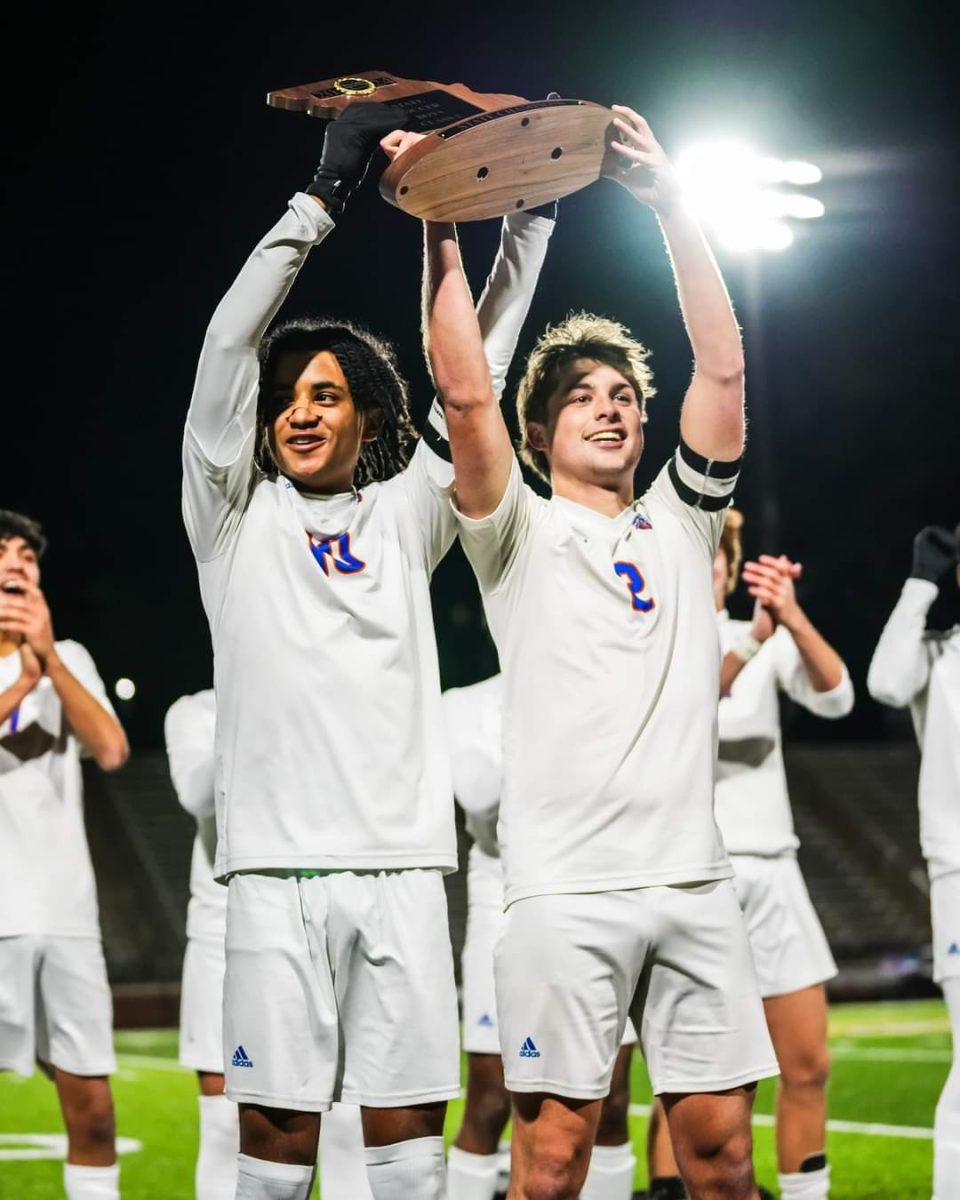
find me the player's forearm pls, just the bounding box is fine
[187,197,335,451]
[719,650,749,697]
[171,758,216,820]
[782,611,844,692]
[422,222,496,412]
[867,579,936,707]
[45,652,129,771]
[476,211,554,400]
[659,207,744,383]
[0,676,34,725]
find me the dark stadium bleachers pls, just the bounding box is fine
[86,743,934,1005]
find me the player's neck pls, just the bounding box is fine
[550,472,634,518]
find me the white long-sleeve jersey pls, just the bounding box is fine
[867,578,960,879]
[715,613,854,856]
[164,690,225,943]
[441,675,503,857]
[182,195,553,879]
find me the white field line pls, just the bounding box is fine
[831,1044,952,1063]
[116,1053,190,1073]
[829,1019,951,1037]
[0,1134,141,1162]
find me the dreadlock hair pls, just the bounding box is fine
[516,312,656,483]
[0,510,47,558]
[719,507,744,595]
[256,316,418,487]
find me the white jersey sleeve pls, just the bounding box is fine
[454,457,537,592]
[772,626,855,718]
[56,641,118,760]
[182,194,336,563]
[164,691,217,821]
[442,676,504,859]
[645,440,741,560]
[867,578,938,712]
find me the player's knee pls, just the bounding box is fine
[595,1082,630,1144]
[520,1152,585,1200]
[465,1086,512,1144]
[680,1128,754,1199]
[63,1090,116,1154]
[781,1044,830,1094]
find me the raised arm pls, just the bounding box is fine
[165,694,216,820]
[422,222,516,517]
[607,107,745,463]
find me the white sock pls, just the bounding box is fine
[447,1146,499,1200]
[778,1162,830,1200]
[495,1141,511,1193]
[63,1163,120,1199]
[935,978,960,1200]
[579,1142,636,1200]
[235,1153,314,1199]
[196,1094,239,1200]
[320,1104,374,1200]
[364,1136,447,1199]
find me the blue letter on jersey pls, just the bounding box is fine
[309,532,366,577]
[613,562,656,612]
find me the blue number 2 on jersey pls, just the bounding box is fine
[309,532,366,576]
[613,561,656,612]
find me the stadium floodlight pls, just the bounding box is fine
[115,677,136,701]
[676,139,824,254]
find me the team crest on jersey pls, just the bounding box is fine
[632,512,653,530]
[308,531,366,576]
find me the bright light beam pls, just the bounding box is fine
[676,140,824,253]
[115,678,136,701]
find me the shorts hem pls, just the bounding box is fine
[651,1060,780,1096]
[225,1087,333,1113]
[340,1083,461,1108]
[504,866,734,907]
[760,965,838,999]
[504,1077,612,1100]
[179,1052,225,1073]
[47,1056,117,1077]
[0,1056,34,1078]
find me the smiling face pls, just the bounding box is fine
[268,349,380,493]
[527,358,645,491]
[0,535,40,595]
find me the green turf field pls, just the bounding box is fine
[0,998,948,1198]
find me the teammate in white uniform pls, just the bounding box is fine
[443,676,639,1200]
[165,689,376,1200]
[867,523,960,1199]
[648,510,854,1200]
[419,108,777,1200]
[0,510,129,1200]
[182,105,554,1200]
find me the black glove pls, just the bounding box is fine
[911,525,959,584]
[306,102,402,217]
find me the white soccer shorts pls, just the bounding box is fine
[462,846,637,1054]
[495,880,778,1099]
[179,935,226,1073]
[931,871,960,984]
[730,854,838,998]
[0,935,116,1078]
[223,869,461,1111]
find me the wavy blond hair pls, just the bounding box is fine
[515,313,656,482]
[719,507,744,594]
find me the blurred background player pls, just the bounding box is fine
[867,523,960,1199]
[648,509,854,1200]
[443,675,639,1200]
[0,509,129,1200]
[164,688,376,1200]
[422,107,778,1200]
[181,105,554,1200]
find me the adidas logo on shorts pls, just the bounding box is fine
[949,943,960,956]
[477,1013,495,1027]
[232,1045,254,1068]
[519,1036,541,1059]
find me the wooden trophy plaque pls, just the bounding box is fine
[267,71,615,222]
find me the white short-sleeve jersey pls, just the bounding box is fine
[0,640,115,937]
[164,690,225,942]
[181,195,554,880]
[456,442,741,906]
[715,614,854,856]
[867,578,960,879]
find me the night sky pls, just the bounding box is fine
[5,1,958,747]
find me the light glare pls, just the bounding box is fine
[115,678,136,701]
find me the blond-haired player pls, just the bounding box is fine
[417,108,778,1200]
